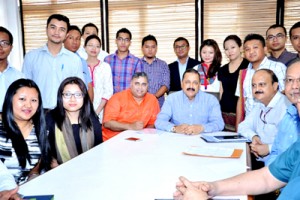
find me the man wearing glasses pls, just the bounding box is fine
[104,28,143,93]
[290,21,300,58]
[238,69,290,169]
[266,24,297,66]
[168,37,200,93]
[0,27,24,113]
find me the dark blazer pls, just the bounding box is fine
[168,57,201,92]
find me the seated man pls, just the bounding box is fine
[155,68,224,134]
[102,72,160,141]
[266,58,300,165]
[173,136,300,200]
[238,69,291,165]
[0,161,20,200]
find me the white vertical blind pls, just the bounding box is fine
[284,0,300,54]
[21,0,101,53]
[203,0,277,64]
[107,0,196,64]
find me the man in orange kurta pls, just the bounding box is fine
[102,72,160,141]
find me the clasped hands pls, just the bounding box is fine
[250,136,269,158]
[174,124,204,135]
[173,176,213,200]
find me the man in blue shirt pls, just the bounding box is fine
[155,68,224,134]
[63,25,93,101]
[266,58,300,165]
[174,137,300,199]
[0,27,24,112]
[22,14,84,109]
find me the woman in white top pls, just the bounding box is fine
[85,35,113,122]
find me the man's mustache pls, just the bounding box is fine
[187,88,195,91]
[255,91,264,94]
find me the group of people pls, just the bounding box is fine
[1,12,300,200]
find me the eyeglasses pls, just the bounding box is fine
[174,45,188,50]
[0,40,11,48]
[117,37,130,43]
[62,92,84,99]
[86,44,101,49]
[266,33,285,41]
[284,77,300,85]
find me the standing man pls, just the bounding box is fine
[155,68,224,134]
[63,25,93,101]
[168,37,200,93]
[77,23,108,61]
[235,33,286,123]
[22,14,84,110]
[290,21,300,57]
[141,34,170,107]
[102,72,160,141]
[104,28,143,93]
[266,24,297,66]
[0,27,24,112]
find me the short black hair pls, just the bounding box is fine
[266,24,287,37]
[182,68,200,81]
[289,21,300,38]
[84,34,102,47]
[142,34,157,46]
[81,23,99,36]
[47,14,70,32]
[0,26,13,45]
[173,37,189,48]
[223,35,242,48]
[244,33,265,47]
[116,28,132,40]
[131,72,148,82]
[68,25,81,34]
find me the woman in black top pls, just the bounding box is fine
[218,35,249,131]
[46,77,102,168]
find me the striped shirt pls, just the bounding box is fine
[0,122,41,184]
[141,57,170,107]
[104,51,143,93]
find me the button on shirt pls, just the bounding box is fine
[155,90,224,133]
[178,57,188,82]
[238,92,291,162]
[142,57,170,107]
[235,57,286,115]
[0,64,24,111]
[22,45,84,109]
[104,51,143,93]
[266,104,300,165]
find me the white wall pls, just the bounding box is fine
[0,0,23,71]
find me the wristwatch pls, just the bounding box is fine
[171,126,176,133]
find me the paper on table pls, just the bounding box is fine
[183,146,243,158]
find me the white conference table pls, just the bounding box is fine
[19,129,249,200]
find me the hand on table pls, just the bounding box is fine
[174,124,204,135]
[129,121,144,130]
[173,176,211,200]
[0,187,22,200]
[250,136,269,157]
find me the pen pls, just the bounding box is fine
[61,64,64,71]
